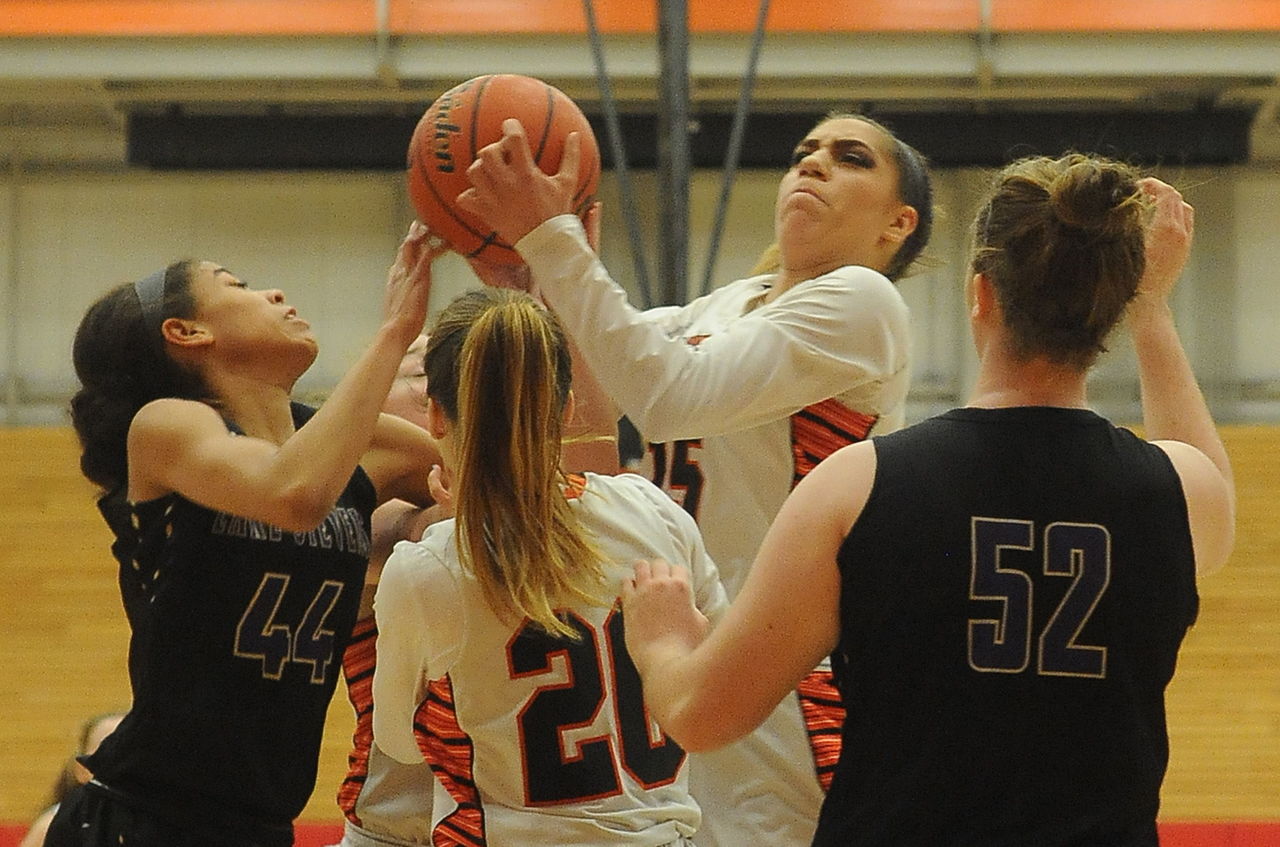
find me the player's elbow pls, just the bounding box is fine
[271,483,340,533]
[1196,511,1236,578]
[665,723,737,754]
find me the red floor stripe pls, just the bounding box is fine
[2,820,1278,846]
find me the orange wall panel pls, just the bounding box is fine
[0,0,375,36]
[3,0,1276,37]
[993,0,1280,32]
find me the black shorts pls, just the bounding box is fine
[45,780,292,847]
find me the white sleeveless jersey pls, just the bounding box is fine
[372,472,727,847]
[518,216,912,847]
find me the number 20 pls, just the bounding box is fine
[968,518,1111,678]
[508,608,685,806]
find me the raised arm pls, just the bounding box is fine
[516,220,907,440]
[458,121,908,442]
[466,207,621,474]
[129,224,442,531]
[1128,178,1235,575]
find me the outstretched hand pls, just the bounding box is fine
[458,118,583,248]
[620,558,710,679]
[1135,177,1194,306]
[384,221,447,348]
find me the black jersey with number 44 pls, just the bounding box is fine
[85,403,376,842]
[819,407,1198,847]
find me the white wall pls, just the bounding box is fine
[1,162,1276,426]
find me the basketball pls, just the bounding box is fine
[406,74,601,265]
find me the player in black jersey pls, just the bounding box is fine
[623,156,1235,846]
[50,223,444,847]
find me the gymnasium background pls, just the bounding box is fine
[0,2,1276,845]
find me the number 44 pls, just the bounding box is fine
[234,572,344,685]
[968,518,1111,679]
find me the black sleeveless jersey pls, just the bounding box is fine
[85,403,377,844]
[818,407,1198,847]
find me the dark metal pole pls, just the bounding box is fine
[656,0,690,306]
[582,0,654,309]
[700,0,770,297]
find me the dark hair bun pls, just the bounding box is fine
[1048,155,1142,237]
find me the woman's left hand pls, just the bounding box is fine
[621,558,710,678]
[384,221,447,347]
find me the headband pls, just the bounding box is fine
[133,269,168,338]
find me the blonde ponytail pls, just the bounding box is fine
[425,289,606,638]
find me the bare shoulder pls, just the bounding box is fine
[1151,438,1229,497]
[127,398,229,462]
[130,397,223,438]
[809,439,878,485]
[782,439,878,539]
[126,398,230,500]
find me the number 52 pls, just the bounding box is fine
[968,518,1111,679]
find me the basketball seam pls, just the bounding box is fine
[410,143,514,255]
[411,73,596,263]
[532,84,554,163]
[467,75,493,162]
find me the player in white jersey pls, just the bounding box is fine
[372,288,727,846]
[333,260,621,847]
[332,335,439,847]
[459,114,933,845]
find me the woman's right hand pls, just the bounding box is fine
[384,221,446,348]
[1134,178,1194,307]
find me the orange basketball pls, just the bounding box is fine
[406,74,601,265]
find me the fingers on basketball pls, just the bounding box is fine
[406,74,602,265]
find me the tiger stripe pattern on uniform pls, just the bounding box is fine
[415,675,487,846]
[790,397,877,792]
[336,617,378,823]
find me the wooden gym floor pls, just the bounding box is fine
[0,425,1275,844]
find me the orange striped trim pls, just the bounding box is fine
[796,669,844,793]
[415,676,487,846]
[562,472,587,501]
[336,618,378,823]
[4,0,1277,37]
[790,398,877,488]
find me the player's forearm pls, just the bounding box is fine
[561,333,621,474]
[517,217,691,434]
[638,648,729,752]
[1130,300,1233,490]
[272,327,408,524]
[638,635,778,754]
